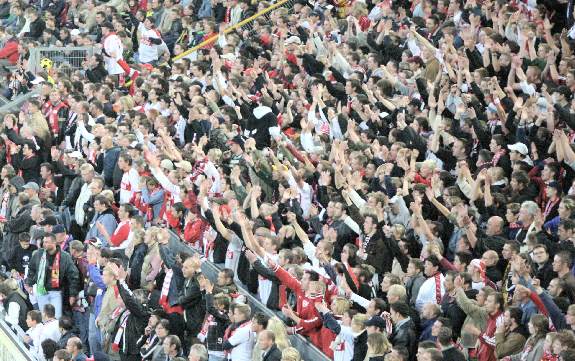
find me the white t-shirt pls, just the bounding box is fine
[102,33,124,75]
[120,168,140,204]
[139,27,163,63]
[224,234,243,275]
[415,273,446,312]
[258,253,279,306]
[332,324,356,361]
[43,319,61,342]
[227,322,254,361]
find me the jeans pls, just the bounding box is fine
[37,290,62,319]
[208,355,226,361]
[88,312,102,356]
[73,310,89,351]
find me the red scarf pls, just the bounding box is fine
[223,320,251,356]
[43,101,68,135]
[159,269,183,314]
[51,251,61,288]
[434,272,442,304]
[265,216,275,233]
[492,149,506,166]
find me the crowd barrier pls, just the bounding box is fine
[166,231,331,361]
[27,47,96,77]
[0,310,35,361]
[0,89,40,114]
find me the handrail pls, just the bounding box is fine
[0,308,36,361]
[166,231,330,361]
[0,89,40,114]
[172,0,291,62]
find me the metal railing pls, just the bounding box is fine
[27,46,97,77]
[172,0,296,62]
[0,308,35,361]
[166,231,330,361]
[0,89,40,114]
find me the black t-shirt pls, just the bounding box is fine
[9,244,37,274]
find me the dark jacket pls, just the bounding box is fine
[11,152,40,183]
[128,243,148,290]
[61,176,84,209]
[442,346,466,361]
[390,318,417,361]
[4,290,29,330]
[205,293,230,353]
[159,244,205,334]
[366,231,409,276]
[26,247,80,296]
[103,146,121,187]
[262,344,282,361]
[116,279,150,356]
[58,330,78,349]
[252,259,280,310]
[2,203,34,263]
[24,17,45,39]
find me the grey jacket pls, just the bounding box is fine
[509,337,544,361]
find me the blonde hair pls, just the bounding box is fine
[331,297,351,316]
[267,317,290,350]
[100,189,115,204]
[366,332,392,357]
[387,284,407,301]
[24,113,51,144]
[351,313,368,333]
[280,347,301,361]
[118,95,134,112]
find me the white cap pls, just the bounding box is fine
[285,36,301,45]
[507,142,528,156]
[30,76,45,85]
[70,29,81,37]
[68,151,84,159]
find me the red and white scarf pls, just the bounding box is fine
[434,272,442,304]
[159,269,183,314]
[111,310,130,353]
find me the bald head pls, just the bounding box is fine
[486,216,504,236]
[482,250,499,267]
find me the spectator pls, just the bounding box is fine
[66,337,87,361]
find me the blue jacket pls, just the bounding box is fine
[159,245,184,308]
[88,264,106,317]
[419,318,437,342]
[198,0,212,19]
[141,187,165,220]
[85,209,118,247]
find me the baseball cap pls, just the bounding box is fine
[53,224,66,234]
[507,142,528,156]
[23,182,39,192]
[227,135,245,150]
[364,316,386,330]
[160,159,174,171]
[40,216,58,226]
[175,160,193,173]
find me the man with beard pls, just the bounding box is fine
[26,232,80,319]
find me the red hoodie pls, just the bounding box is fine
[273,266,324,349]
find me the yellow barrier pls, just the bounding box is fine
[172,0,291,62]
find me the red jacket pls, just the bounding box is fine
[183,218,207,246]
[0,40,19,65]
[274,266,324,348]
[477,311,503,361]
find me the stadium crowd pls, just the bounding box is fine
[2,0,575,360]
